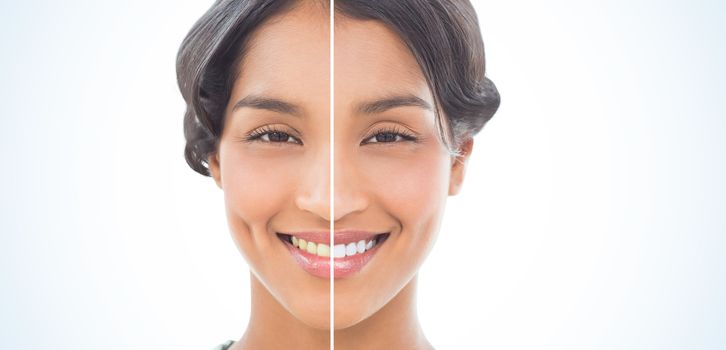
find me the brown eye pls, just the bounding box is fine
[243,126,303,145]
[264,131,294,143]
[374,132,400,143]
[362,128,418,145]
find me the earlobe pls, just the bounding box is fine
[208,153,223,189]
[448,138,474,196]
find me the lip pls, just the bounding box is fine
[277,230,390,279]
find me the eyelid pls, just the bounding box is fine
[360,124,420,145]
[241,124,303,145]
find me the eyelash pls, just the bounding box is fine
[361,126,419,145]
[240,125,417,145]
[242,125,302,145]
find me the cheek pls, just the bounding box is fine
[364,146,451,228]
[336,146,450,326]
[219,147,303,238]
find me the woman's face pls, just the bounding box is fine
[209,4,331,329]
[209,3,471,330]
[332,17,470,329]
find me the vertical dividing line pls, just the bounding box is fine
[329,1,335,349]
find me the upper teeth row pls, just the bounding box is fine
[291,236,378,258]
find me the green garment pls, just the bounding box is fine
[213,340,235,350]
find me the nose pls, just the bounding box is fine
[295,147,369,222]
[333,150,368,222]
[295,149,332,221]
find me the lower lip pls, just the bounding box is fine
[281,236,386,279]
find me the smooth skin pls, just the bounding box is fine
[209,3,331,349]
[208,3,472,350]
[333,15,472,350]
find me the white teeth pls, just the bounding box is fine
[345,243,357,256]
[289,235,380,259]
[356,240,366,254]
[334,244,346,258]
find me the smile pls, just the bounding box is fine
[277,231,390,279]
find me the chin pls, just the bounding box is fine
[296,313,332,330]
[280,283,332,330]
[332,287,389,330]
[332,311,366,330]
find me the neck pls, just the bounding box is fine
[233,274,330,350]
[334,276,432,350]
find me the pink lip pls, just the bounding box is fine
[278,230,389,279]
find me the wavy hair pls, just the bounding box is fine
[177,0,499,176]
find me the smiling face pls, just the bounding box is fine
[207,3,471,332]
[208,3,331,329]
[332,17,470,329]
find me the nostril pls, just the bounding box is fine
[294,194,332,221]
[332,194,369,221]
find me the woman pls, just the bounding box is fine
[176,0,499,349]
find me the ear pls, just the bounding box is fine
[448,138,474,196]
[208,152,223,189]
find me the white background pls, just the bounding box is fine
[1,1,724,349]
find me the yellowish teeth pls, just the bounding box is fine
[298,239,307,251]
[306,242,317,254]
[289,235,378,258]
[317,244,330,257]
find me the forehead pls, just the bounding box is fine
[229,5,432,114]
[232,3,330,104]
[334,18,431,108]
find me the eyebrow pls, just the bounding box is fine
[356,95,432,115]
[232,95,302,116]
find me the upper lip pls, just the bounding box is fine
[277,229,386,245]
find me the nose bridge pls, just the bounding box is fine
[295,146,331,221]
[333,146,368,222]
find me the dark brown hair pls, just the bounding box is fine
[177,0,499,176]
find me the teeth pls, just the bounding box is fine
[346,243,357,256]
[317,243,330,257]
[289,235,379,258]
[356,240,366,254]
[306,241,317,255]
[334,244,346,258]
